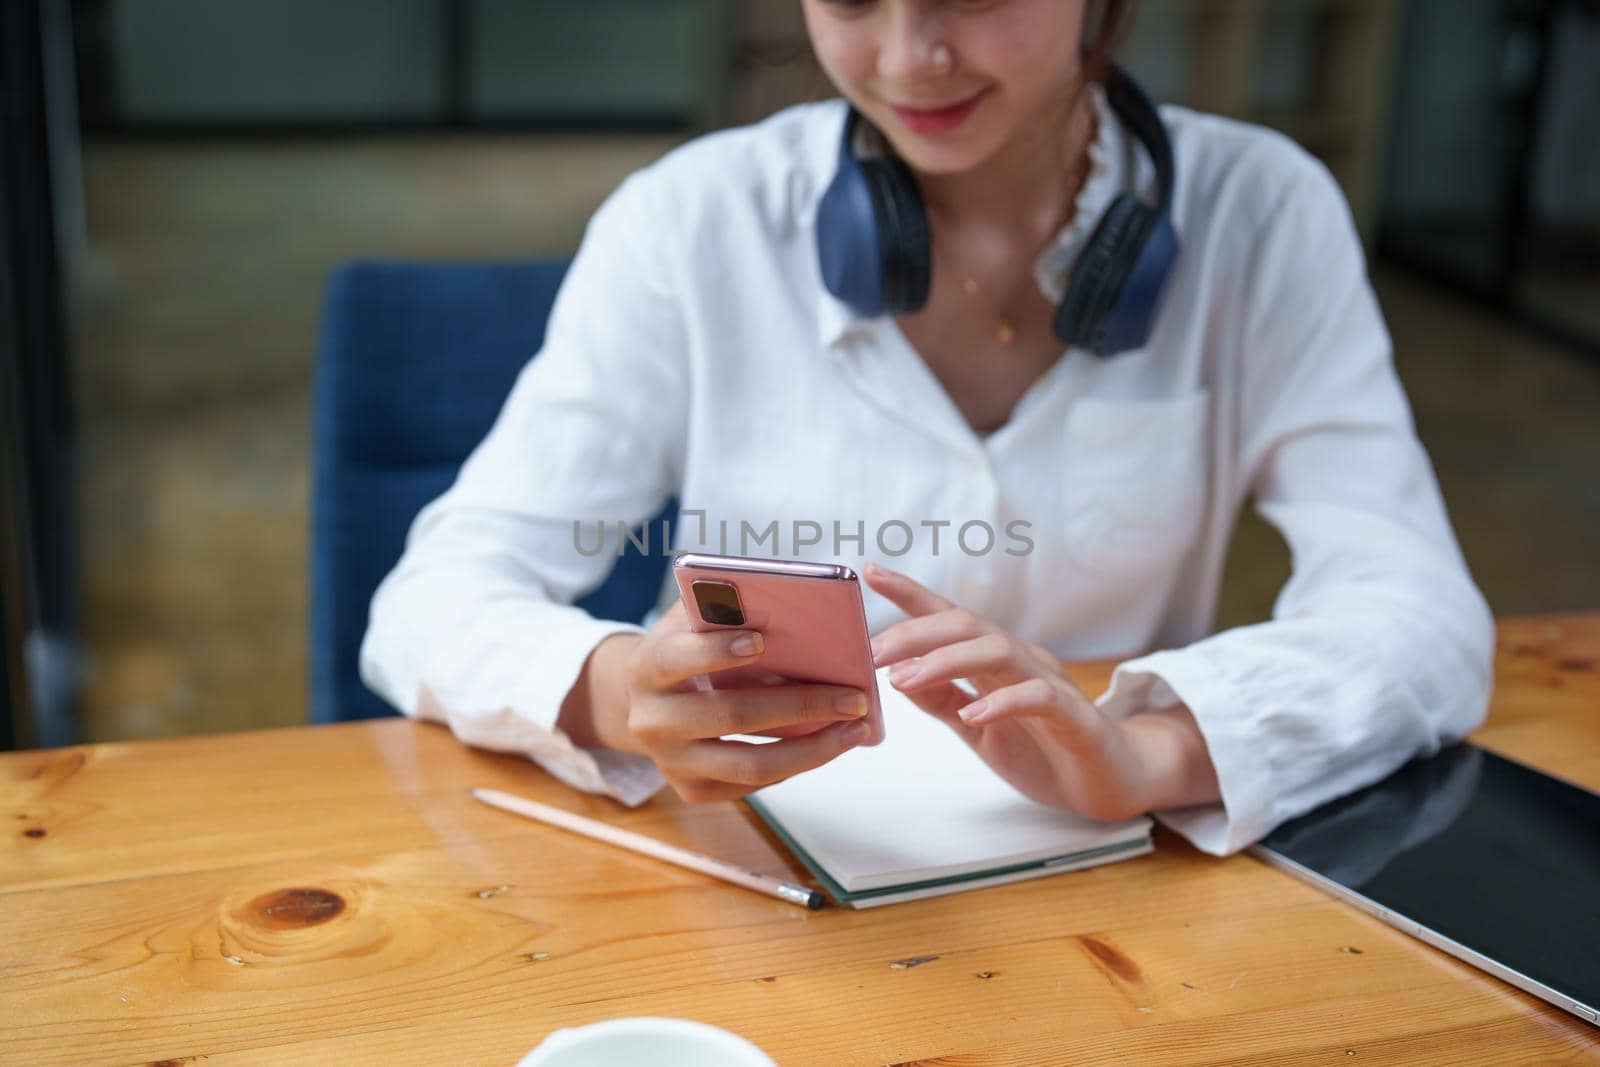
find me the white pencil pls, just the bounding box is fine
[471,787,826,910]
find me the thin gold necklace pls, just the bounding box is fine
[939,97,1096,347]
[947,166,1086,347]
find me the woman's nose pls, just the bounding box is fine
[878,8,953,85]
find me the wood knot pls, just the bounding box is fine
[248,887,346,929]
[22,827,46,838]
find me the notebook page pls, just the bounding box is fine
[752,669,1151,893]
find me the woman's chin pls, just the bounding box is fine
[884,134,997,178]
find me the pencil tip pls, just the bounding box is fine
[807,891,826,910]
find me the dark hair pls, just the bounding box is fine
[1082,0,1138,84]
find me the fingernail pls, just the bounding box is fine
[730,632,763,656]
[835,692,868,718]
[959,699,989,724]
[869,636,884,661]
[842,720,871,744]
[889,659,921,686]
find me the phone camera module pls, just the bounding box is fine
[691,580,745,627]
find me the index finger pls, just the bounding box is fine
[636,624,764,692]
[862,562,958,619]
[650,598,689,634]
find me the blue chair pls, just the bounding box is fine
[310,260,673,723]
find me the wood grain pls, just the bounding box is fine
[2,616,1598,1065]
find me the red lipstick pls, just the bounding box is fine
[890,89,988,135]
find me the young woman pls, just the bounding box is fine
[361,0,1493,856]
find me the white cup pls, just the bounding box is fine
[516,1016,777,1067]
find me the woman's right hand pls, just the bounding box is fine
[579,601,874,803]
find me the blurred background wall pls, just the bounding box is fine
[3,0,1597,747]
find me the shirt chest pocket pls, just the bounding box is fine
[1060,390,1211,579]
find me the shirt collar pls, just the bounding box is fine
[814,84,1139,351]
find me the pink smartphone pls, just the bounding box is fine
[672,552,885,745]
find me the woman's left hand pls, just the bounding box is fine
[862,563,1220,823]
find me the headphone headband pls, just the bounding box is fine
[1102,65,1174,214]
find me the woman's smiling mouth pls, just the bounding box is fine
[889,88,990,135]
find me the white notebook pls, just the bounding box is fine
[747,670,1153,908]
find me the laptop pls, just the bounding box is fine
[1251,744,1599,1025]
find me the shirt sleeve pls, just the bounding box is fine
[1096,152,1495,855]
[358,171,685,807]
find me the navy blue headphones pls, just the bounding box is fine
[815,64,1179,358]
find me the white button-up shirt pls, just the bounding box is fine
[361,88,1494,856]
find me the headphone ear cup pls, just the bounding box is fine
[858,156,932,315]
[1054,195,1155,352]
[816,144,889,318]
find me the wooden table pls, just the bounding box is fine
[4,616,1598,1065]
